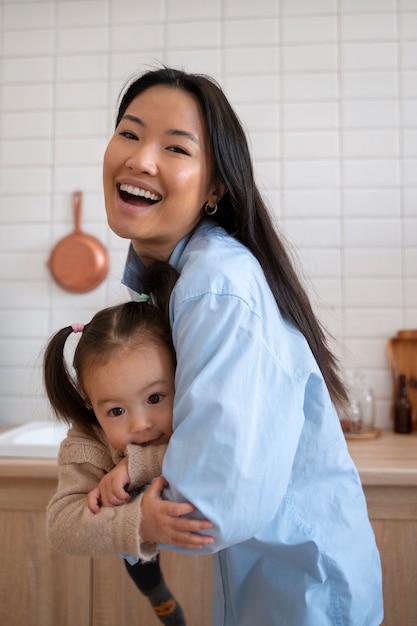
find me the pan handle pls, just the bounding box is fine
[72,190,83,233]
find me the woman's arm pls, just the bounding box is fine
[155,290,306,552]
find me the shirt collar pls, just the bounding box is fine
[121,220,213,295]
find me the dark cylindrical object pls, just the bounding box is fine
[394,374,412,434]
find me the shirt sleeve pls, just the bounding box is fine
[46,428,158,561]
[162,291,306,553]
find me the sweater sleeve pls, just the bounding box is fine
[126,443,166,491]
[46,427,158,561]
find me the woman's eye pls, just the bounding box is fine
[119,131,138,140]
[148,394,163,405]
[109,407,125,417]
[167,146,189,155]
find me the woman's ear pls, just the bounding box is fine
[209,180,226,206]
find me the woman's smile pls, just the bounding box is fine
[119,182,162,204]
[117,181,163,214]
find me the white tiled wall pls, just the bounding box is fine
[0,0,416,430]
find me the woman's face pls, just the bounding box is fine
[103,84,223,262]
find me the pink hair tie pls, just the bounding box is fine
[71,323,84,333]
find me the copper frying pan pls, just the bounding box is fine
[48,191,110,293]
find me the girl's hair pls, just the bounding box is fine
[43,261,179,435]
[116,66,347,408]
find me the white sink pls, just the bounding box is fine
[0,421,69,458]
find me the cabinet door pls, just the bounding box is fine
[159,551,212,625]
[0,510,91,626]
[372,518,417,626]
[92,551,212,626]
[365,485,417,626]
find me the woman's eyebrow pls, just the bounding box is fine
[121,114,199,144]
[166,128,199,144]
[122,114,145,126]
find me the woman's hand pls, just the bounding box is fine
[140,476,214,549]
[87,457,131,513]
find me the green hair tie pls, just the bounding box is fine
[138,293,150,303]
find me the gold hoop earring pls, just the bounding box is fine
[205,202,218,216]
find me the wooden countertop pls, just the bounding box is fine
[347,430,417,487]
[1,430,417,487]
[0,457,58,479]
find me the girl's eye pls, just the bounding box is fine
[148,394,163,405]
[109,407,125,417]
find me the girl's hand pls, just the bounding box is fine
[87,457,131,513]
[140,476,214,549]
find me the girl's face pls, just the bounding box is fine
[83,342,175,453]
[103,84,224,263]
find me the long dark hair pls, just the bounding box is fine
[43,262,178,435]
[116,67,347,408]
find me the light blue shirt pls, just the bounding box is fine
[122,220,383,626]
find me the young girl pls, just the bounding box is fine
[43,262,213,626]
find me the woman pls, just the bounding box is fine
[103,66,383,626]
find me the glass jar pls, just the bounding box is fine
[340,370,375,434]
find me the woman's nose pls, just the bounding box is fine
[125,143,158,176]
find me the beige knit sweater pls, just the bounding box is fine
[46,424,165,561]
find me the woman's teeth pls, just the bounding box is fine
[120,183,161,202]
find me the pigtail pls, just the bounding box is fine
[43,326,95,427]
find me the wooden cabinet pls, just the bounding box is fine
[0,459,212,626]
[347,431,417,626]
[1,431,416,625]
